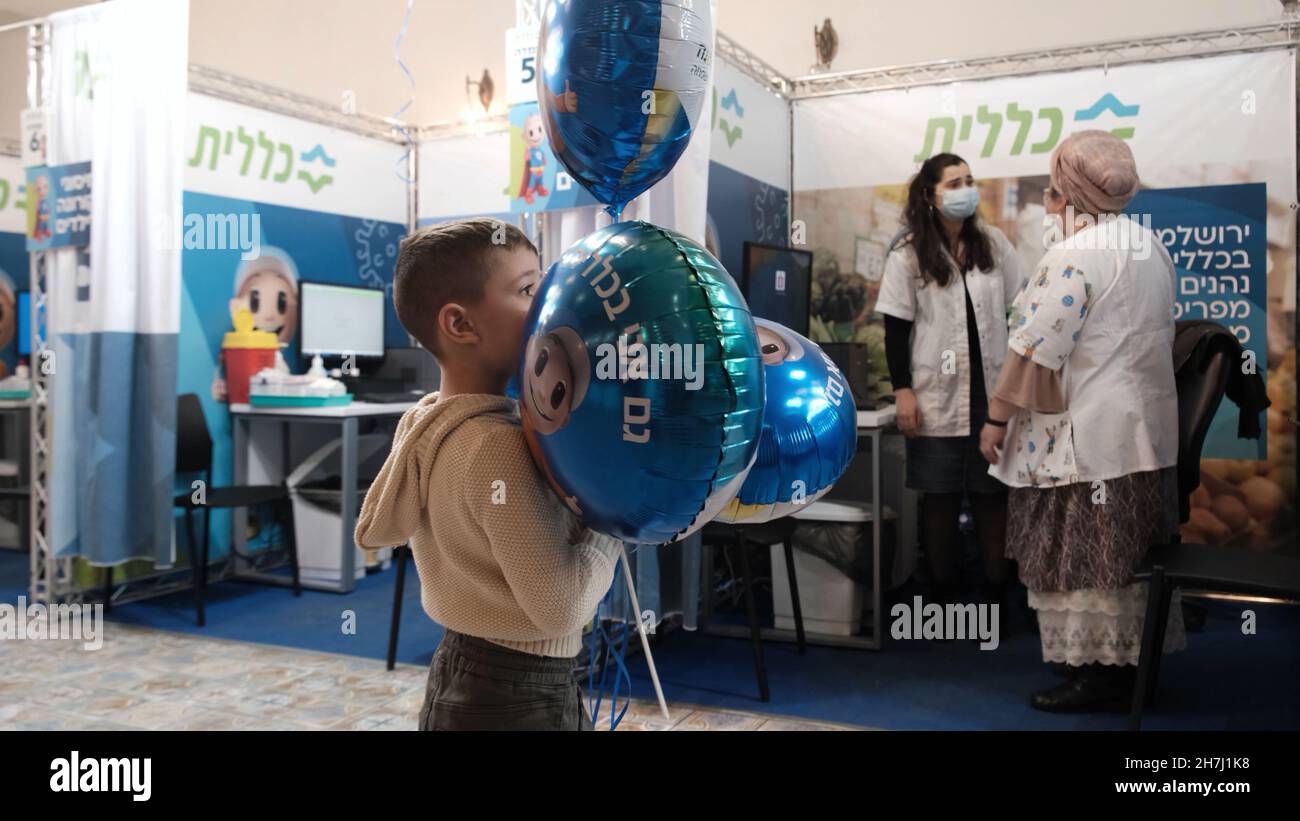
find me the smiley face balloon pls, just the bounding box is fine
[518,221,764,545]
[714,319,859,524]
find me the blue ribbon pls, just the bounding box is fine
[391,0,416,184]
[586,578,633,730]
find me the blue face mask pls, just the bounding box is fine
[938,186,980,220]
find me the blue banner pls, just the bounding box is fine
[507,102,599,214]
[178,191,406,559]
[25,161,92,251]
[1127,183,1268,460]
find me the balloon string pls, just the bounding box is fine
[610,607,632,730]
[391,0,416,184]
[588,584,614,723]
[584,580,633,731]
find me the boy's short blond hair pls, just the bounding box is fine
[393,218,537,355]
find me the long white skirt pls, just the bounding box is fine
[1029,582,1187,667]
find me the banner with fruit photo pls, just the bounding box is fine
[793,49,1296,553]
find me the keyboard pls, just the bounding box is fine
[357,391,423,404]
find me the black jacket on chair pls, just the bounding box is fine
[1170,320,1270,522]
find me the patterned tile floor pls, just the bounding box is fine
[0,623,859,731]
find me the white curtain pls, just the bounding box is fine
[47,0,188,566]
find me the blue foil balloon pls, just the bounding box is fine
[518,221,763,545]
[538,0,712,220]
[715,319,859,524]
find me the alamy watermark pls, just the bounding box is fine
[891,596,1000,650]
[595,334,704,390]
[50,751,150,801]
[152,211,262,260]
[0,597,103,650]
[1043,209,1153,261]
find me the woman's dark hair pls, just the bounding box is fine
[900,153,994,287]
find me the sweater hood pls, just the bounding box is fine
[355,392,518,548]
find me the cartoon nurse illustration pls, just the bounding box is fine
[211,247,300,402]
[0,271,16,378]
[29,175,52,243]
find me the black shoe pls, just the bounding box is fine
[1030,669,1133,713]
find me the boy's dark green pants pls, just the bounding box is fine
[419,629,592,731]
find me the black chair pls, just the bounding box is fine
[0,487,30,555]
[387,543,411,670]
[702,518,807,703]
[1127,334,1299,729]
[384,526,808,691]
[143,393,301,626]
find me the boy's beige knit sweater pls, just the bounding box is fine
[355,392,621,658]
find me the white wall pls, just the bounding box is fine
[0,2,85,145]
[0,27,26,147]
[187,0,519,127]
[721,0,1286,78]
[0,0,1290,145]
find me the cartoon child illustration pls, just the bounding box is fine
[519,323,591,516]
[537,80,578,160]
[520,80,580,204]
[0,271,16,378]
[754,319,806,367]
[211,247,300,402]
[29,175,51,243]
[715,318,810,524]
[518,113,551,205]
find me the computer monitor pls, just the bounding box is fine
[368,345,441,392]
[741,242,812,337]
[16,290,30,357]
[298,281,386,361]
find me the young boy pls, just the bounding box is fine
[355,217,621,731]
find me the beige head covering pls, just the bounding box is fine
[1049,130,1140,215]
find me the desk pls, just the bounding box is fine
[228,401,415,593]
[699,404,898,650]
[0,399,31,553]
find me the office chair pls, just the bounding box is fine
[701,517,807,702]
[154,393,301,625]
[1128,330,1300,729]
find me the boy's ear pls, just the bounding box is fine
[438,302,480,348]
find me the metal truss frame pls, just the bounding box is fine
[22,16,1299,605]
[788,19,1300,99]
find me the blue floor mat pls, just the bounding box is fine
[4,548,1296,730]
[618,602,1300,730]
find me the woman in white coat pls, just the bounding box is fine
[979,130,1184,712]
[876,153,1025,617]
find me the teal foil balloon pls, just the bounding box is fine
[518,221,763,544]
[538,0,713,220]
[714,319,859,524]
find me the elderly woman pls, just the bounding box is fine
[978,130,1184,713]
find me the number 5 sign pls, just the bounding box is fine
[505,26,540,106]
